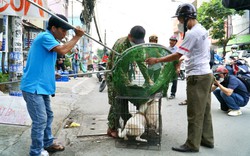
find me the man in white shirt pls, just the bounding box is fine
[146,3,214,153]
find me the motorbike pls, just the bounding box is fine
[97,62,107,92]
[226,58,250,76]
[96,62,106,82]
[179,61,185,80]
[99,76,106,92]
[235,59,250,76]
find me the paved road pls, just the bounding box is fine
[54,77,250,156]
[1,77,250,156]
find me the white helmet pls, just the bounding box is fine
[231,44,238,49]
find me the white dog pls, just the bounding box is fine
[118,112,147,142]
[145,98,159,134]
[118,97,160,142]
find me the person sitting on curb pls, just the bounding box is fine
[56,54,66,72]
[212,65,249,116]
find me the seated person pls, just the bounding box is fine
[212,65,249,116]
[213,50,223,65]
[225,45,239,75]
[56,54,66,72]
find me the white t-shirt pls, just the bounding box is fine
[177,23,211,76]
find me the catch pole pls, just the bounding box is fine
[26,0,120,56]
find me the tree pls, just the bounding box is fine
[96,48,104,61]
[197,0,244,56]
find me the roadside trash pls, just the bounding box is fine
[64,118,73,128]
[64,118,80,128]
[69,122,80,127]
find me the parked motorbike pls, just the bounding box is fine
[235,59,250,76]
[226,58,250,76]
[99,77,106,92]
[96,62,106,82]
[97,62,107,92]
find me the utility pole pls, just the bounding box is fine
[8,16,23,96]
[71,0,74,25]
[1,16,8,74]
[103,29,107,55]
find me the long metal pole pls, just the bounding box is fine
[0,70,111,85]
[26,0,120,56]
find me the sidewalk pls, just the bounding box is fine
[0,76,97,156]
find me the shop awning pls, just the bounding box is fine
[227,34,250,46]
[22,20,44,31]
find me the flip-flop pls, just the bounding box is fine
[107,128,118,138]
[179,100,187,105]
[44,143,65,153]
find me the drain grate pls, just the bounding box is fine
[77,115,108,137]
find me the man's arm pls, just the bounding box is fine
[213,79,234,96]
[53,27,84,55]
[145,52,182,65]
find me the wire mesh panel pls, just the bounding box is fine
[115,94,162,150]
[111,44,173,150]
[112,43,175,99]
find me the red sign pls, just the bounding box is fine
[0,0,48,18]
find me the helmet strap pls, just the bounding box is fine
[183,17,188,39]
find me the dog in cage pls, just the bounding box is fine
[145,98,159,134]
[118,98,159,142]
[118,111,147,142]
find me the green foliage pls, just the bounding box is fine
[197,0,244,50]
[0,73,9,82]
[0,73,9,93]
[96,48,104,61]
[64,57,71,68]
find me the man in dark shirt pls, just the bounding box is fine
[212,65,249,116]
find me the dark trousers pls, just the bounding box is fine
[56,63,65,71]
[170,79,178,96]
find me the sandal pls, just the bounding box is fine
[107,128,118,138]
[44,143,65,153]
[179,100,187,105]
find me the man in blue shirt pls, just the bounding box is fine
[212,65,249,116]
[20,14,84,156]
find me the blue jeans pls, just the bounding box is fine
[213,89,247,111]
[72,62,79,78]
[22,91,54,156]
